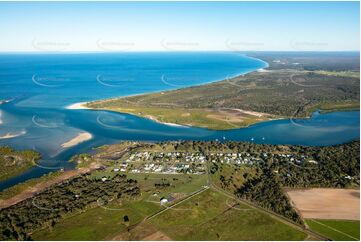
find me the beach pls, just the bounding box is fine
[0,130,26,139]
[65,102,91,110]
[61,132,92,148]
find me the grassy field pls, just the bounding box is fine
[30,172,308,241]
[31,172,207,240]
[149,189,307,240]
[89,105,272,130]
[32,204,147,240]
[306,219,360,241]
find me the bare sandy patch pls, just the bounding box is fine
[287,188,360,220]
[61,132,92,148]
[220,108,270,118]
[142,231,172,241]
[0,130,26,139]
[110,221,171,241]
[65,102,90,110]
[145,115,187,127]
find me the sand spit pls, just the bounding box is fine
[61,132,92,148]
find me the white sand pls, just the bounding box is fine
[257,68,270,72]
[145,115,187,128]
[162,122,187,127]
[65,102,91,110]
[0,130,26,139]
[61,132,92,148]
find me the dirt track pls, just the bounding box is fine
[287,188,360,220]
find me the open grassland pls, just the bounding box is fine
[306,219,360,241]
[287,188,360,220]
[31,172,207,240]
[30,175,308,241]
[32,204,146,241]
[149,189,307,240]
[90,105,273,130]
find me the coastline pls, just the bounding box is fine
[0,130,26,140]
[65,54,359,130]
[82,54,268,103]
[65,102,91,110]
[145,115,189,128]
[68,54,271,130]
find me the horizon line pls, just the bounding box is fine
[0,50,359,54]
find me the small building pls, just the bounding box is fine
[160,198,168,205]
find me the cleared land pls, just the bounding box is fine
[306,219,360,241]
[287,188,360,220]
[86,53,359,130]
[32,172,207,240]
[148,189,307,240]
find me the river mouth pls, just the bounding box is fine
[0,52,359,191]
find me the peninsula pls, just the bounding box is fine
[85,53,360,130]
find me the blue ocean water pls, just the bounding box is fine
[0,52,359,190]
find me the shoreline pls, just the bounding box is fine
[76,54,269,106]
[0,130,26,140]
[65,102,91,110]
[67,54,271,129]
[145,115,189,128]
[64,55,358,130]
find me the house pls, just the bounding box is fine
[113,168,120,172]
[101,177,107,182]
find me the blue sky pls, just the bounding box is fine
[0,1,359,51]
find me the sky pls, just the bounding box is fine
[0,1,359,52]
